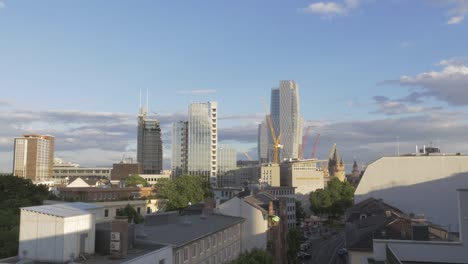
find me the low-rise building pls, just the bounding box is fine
[140,212,245,264]
[111,162,142,181]
[365,189,468,263]
[53,159,112,184]
[263,186,296,228]
[139,174,170,185]
[280,159,324,213]
[213,187,244,204]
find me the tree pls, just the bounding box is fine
[125,174,149,187]
[116,204,144,224]
[155,175,212,211]
[0,175,49,258]
[229,248,273,264]
[287,228,300,263]
[309,178,354,220]
[295,200,306,225]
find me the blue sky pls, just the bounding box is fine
[1,0,468,171]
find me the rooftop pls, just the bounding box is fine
[137,213,244,248]
[21,204,90,218]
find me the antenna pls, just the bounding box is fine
[146,88,149,114]
[397,136,400,156]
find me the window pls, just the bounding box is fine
[223,230,227,242]
[218,233,222,246]
[212,235,216,247]
[199,241,204,254]
[205,238,210,250]
[175,251,180,264]
[137,207,141,214]
[183,247,189,262]
[104,209,109,217]
[211,255,216,264]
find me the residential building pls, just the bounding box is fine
[187,101,218,184]
[345,197,449,264]
[366,189,468,263]
[172,121,189,178]
[263,186,296,228]
[268,81,303,162]
[213,187,244,204]
[137,105,163,174]
[218,191,288,263]
[355,155,468,232]
[140,212,244,264]
[280,159,324,213]
[13,134,54,181]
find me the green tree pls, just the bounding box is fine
[295,200,306,225]
[229,248,273,264]
[116,204,145,224]
[155,175,212,211]
[287,228,300,263]
[125,174,149,187]
[0,175,49,258]
[309,178,354,220]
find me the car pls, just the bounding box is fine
[337,248,348,256]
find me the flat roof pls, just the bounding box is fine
[138,214,244,248]
[21,204,90,218]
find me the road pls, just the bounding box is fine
[298,229,346,264]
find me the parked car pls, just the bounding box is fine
[337,248,348,256]
[298,251,312,260]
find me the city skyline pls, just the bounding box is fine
[1,0,468,172]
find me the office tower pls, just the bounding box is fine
[187,101,218,183]
[257,119,269,164]
[171,121,188,177]
[137,105,163,174]
[13,134,54,181]
[267,80,303,162]
[217,147,237,187]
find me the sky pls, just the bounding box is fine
[0,0,468,172]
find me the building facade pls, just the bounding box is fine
[257,119,269,164]
[327,143,345,182]
[217,147,238,187]
[137,107,163,174]
[13,134,55,182]
[263,186,297,228]
[53,159,111,183]
[267,81,303,162]
[172,121,189,177]
[187,101,218,184]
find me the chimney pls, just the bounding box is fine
[411,223,429,241]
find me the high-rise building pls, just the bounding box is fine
[217,147,237,186]
[264,80,303,162]
[137,106,163,174]
[257,119,269,164]
[171,121,188,177]
[13,134,55,181]
[187,101,218,183]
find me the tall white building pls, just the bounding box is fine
[187,101,218,184]
[264,80,303,163]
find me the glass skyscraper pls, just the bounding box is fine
[261,80,303,163]
[187,101,218,183]
[171,121,188,177]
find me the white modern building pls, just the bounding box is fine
[53,158,111,183]
[187,101,218,184]
[18,204,95,263]
[355,155,468,232]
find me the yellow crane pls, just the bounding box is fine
[262,98,282,164]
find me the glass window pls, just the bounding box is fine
[183,247,189,261]
[191,244,197,258]
[199,241,203,254]
[104,209,109,217]
[205,238,210,250]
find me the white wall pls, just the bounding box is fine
[123,246,172,264]
[348,250,372,264]
[218,197,268,252]
[19,210,94,263]
[355,156,468,231]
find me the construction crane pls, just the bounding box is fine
[300,126,312,160]
[262,98,281,164]
[311,133,321,159]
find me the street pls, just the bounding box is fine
[297,228,346,264]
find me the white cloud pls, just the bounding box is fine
[0,1,5,9]
[301,0,361,17]
[447,15,464,24]
[384,58,468,106]
[177,89,216,94]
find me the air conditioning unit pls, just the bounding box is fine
[111,232,120,241]
[110,241,120,251]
